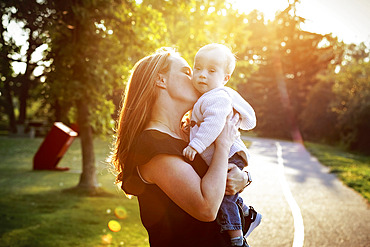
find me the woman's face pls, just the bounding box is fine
[165,55,200,108]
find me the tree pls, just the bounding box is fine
[0,2,18,133]
[0,0,53,134]
[331,43,370,153]
[238,1,338,140]
[236,10,292,138]
[299,36,345,143]
[299,79,339,143]
[46,0,167,193]
[273,2,337,138]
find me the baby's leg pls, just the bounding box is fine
[217,194,244,246]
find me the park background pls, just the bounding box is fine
[0,0,369,246]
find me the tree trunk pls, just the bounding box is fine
[18,31,38,127]
[17,68,33,126]
[54,99,71,123]
[3,81,17,133]
[76,99,98,191]
[18,80,29,125]
[54,99,62,122]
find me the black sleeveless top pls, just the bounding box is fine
[122,130,229,247]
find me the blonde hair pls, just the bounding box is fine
[196,43,236,75]
[111,47,177,183]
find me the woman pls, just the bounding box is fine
[111,48,250,247]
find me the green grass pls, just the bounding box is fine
[0,137,149,247]
[305,142,370,203]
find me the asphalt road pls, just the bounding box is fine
[240,136,370,247]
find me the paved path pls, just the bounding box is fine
[240,136,370,247]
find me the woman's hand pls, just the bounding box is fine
[225,163,249,195]
[215,112,240,150]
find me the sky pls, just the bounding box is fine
[230,0,370,44]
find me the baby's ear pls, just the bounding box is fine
[156,73,167,89]
[223,74,231,84]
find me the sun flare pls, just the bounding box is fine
[229,0,370,44]
[229,0,289,20]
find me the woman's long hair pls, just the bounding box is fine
[111,48,175,184]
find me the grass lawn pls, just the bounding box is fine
[305,142,370,203]
[0,137,149,247]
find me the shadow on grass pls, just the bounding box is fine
[62,186,115,197]
[0,188,122,247]
[0,137,148,247]
[0,189,80,244]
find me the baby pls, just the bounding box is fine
[183,43,261,247]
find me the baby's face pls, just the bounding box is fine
[192,49,229,94]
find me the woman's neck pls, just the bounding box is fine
[148,91,191,140]
[147,118,186,140]
[147,106,187,140]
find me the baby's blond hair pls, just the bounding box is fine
[196,43,236,75]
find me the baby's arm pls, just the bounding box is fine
[228,88,256,130]
[183,145,198,161]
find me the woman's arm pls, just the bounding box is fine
[139,113,240,222]
[140,150,228,221]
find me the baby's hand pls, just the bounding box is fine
[183,146,197,161]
